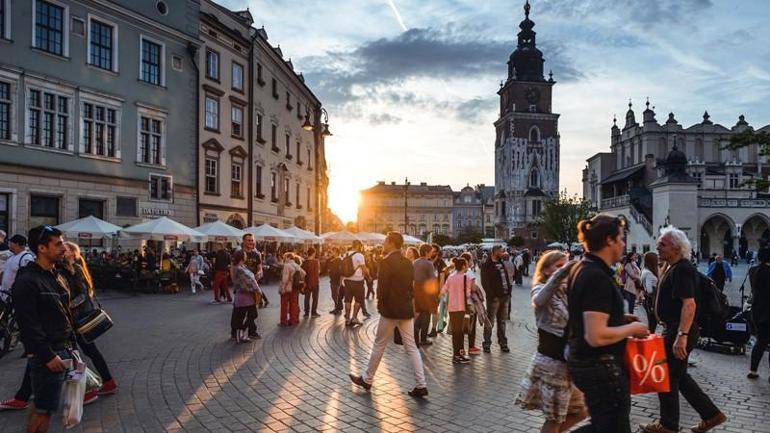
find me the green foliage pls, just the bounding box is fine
[432,234,453,246]
[724,129,770,190]
[455,230,483,245]
[538,190,595,247]
[507,235,525,247]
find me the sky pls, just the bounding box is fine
[220,0,770,223]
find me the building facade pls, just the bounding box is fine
[358,181,454,237]
[453,185,495,239]
[583,101,770,258]
[0,0,199,237]
[494,1,560,244]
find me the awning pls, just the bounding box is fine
[600,164,645,185]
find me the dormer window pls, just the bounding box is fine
[530,169,539,187]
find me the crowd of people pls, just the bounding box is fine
[0,215,769,433]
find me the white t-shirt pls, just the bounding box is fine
[1,250,35,295]
[344,251,366,282]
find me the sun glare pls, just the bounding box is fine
[328,180,361,224]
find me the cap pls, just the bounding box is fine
[9,234,27,246]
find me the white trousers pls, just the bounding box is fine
[189,273,202,292]
[363,317,426,388]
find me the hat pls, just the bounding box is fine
[9,235,27,246]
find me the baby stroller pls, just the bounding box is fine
[697,273,752,355]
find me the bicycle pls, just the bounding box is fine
[0,289,20,359]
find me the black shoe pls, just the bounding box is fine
[748,372,759,379]
[419,341,433,347]
[408,387,428,398]
[428,330,437,338]
[349,374,371,390]
[248,333,261,339]
[452,355,471,364]
[329,309,338,314]
[303,313,310,317]
[311,313,321,317]
[482,346,491,353]
[500,345,510,353]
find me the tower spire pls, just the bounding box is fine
[524,0,530,19]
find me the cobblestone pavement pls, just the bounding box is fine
[0,270,768,432]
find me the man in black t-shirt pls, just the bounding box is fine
[640,228,725,433]
[241,233,267,308]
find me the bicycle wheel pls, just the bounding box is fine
[0,317,19,359]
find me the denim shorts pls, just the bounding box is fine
[29,350,72,414]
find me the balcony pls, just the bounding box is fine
[601,194,630,209]
[629,205,652,236]
[699,198,770,208]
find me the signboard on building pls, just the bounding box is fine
[141,207,171,217]
[204,213,219,223]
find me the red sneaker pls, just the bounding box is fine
[468,347,482,355]
[98,379,118,395]
[83,390,99,406]
[0,398,29,410]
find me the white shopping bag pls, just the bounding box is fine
[62,354,87,429]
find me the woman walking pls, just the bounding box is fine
[516,250,587,433]
[185,249,205,294]
[230,250,262,342]
[62,242,118,399]
[440,257,473,364]
[748,248,770,380]
[460,252,483,355]
[279,253,305,326]
[622,252,642,314]
[640,252,660,333]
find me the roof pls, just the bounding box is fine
[600,164,645,185]
[362,182,453,195]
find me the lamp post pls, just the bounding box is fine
[403,177,410,235]
[303,107,331,235]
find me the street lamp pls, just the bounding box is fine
[303,107,332,137]
[302,106,332,234]
[403,177,410,235]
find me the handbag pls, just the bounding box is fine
[292,269,306,294]
[462,275,474,335]
[625,334,670,395]
[75,302,114,344]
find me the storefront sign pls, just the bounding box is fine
[204,213,219,223]
[141,207,171,217]
[78,232,93,239]
[163,235,178,241]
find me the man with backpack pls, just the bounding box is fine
[342,240,368,326]
[706,255,732,292]
[640,227,726,433]
[1,235,35,300]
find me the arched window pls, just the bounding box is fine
[530,169,539,187]
[529,125,540,142]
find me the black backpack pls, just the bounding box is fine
[695,271,730,330]
[341,252,357,278]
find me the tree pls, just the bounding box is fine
[455,230,483,245]
[507,235,525,248]
[432,234,453,246]
[724,129,770,190]
[538,191,594,247]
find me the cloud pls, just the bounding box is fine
[368,113,402,125]
[537,0,712,27]
[300,25,582,107]
[455,97,498,123]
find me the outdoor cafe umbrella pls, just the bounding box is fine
[243,224,297,242]
[403,235,423,245]
[193,220,246,243]
[121,216,206,242]
[283,226,324,244]
[320,230,361,244]
[55,215,123,240]
[356,232,386,245]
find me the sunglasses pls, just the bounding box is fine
[36,225,56,246]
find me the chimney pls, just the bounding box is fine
[377,181,385,185]
[420,182,427,186]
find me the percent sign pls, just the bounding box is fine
[632,351,666,385]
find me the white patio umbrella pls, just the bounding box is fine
[193,220,246,243]
[283,226,324,243]
[121,216,206,242]
[403,235,423,245]
[356,232,386,245]
[55,215,122,240]
[320,230,362,244]
[546,241,567,249]
[243,224,297,242]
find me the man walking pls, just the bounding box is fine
[211,242,231,304]
[480,245,511,353]
[349,232,428,397]
[13,226,77,433]
[327,249,343,314]
[428,244,446,337]
[342,240,367,326]
[413,244,437,346]
[640,227,727,433]
[706,255,732,292]
[302,247,320,317]
[1,235,34,298]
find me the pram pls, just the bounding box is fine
[697,273,752,355]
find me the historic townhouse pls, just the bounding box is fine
[358,181,455,237]
[0,0,199,236]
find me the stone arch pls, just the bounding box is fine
[699,213,736,259]
[740,213,770,254]
[529,125,540,142]
[226,213,246,229]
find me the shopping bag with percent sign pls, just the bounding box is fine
[624,334,670,395]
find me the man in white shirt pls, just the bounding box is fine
[1,235,35,300]
[343,240,368,326]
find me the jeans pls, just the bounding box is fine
[644,296,658,333]
[280,291,299,325]
[622,290,636,315]
[15,361,32,401]
[362,317,426,388]
[77,334,112,382]
[750,327,770,371]
[303,285,319,315]
[448,312,466,356]
[29,350,72,414]
[483,296,509,348]
[330,278,342,311]
[658,326,720,430]
[569,355,631,433]
[414,312,430,344]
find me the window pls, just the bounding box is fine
[286,92,292,110]
[306,186,311,209]
[231,105,243,138]
[231,62,243,91]
[256,63,265,86]
[271,124,278,151]
[34,0,67,56]
[137,111,164,165]
[285,133,291,158]
[295,183,300,207]
[529,169,539,187]
[30,195,59,226]
[307,147,312,170]
[529,125,540,142]
[205,49,219,80]
[204,96,219,130]
[531,231,538,239]
[1,0,10,40]
[284,177,290,204]
[532,200,542,217]
[116,196,137,217]
[0,81,10,140]
[140,36,163,85]
[205,158,218,193]
[149,174,172,201]
[82,101,118,158]
[272,78,278,99]
[693,171,703,187]
[729,173,739,189]
[88,18,116,71]
[78,198,104,219]
[171,55,183,71]
[0,193,10,235]
[27,88,70,150]
[270,172,277,202]
[255,165,264,198]
[296,141,302,164]
[256,113,265,143]
[231,163,242,198]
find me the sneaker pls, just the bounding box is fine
[690,412,727,433]
[468,347,482,355]
[452,355,471,364]
[239,336,251,343]
[349,319,363,327]
[640,422,677,433]
[98,379,118,396]
[482,346,491,353]
[500,345,510,353]
[747,372,759,379]
[83,390,99,406]
[248,333,262,340]
[349,374,372,390]
[0,399,29,410]
[407,387,428,398]
[210,299,220,304]
[311,313,321,318]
